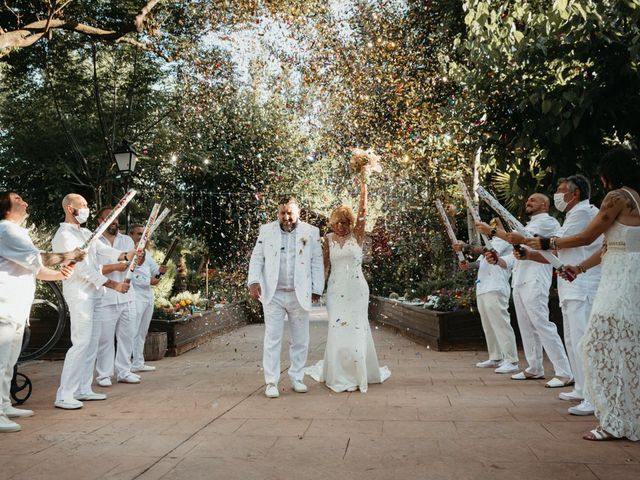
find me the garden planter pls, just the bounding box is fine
[148,301,254,356]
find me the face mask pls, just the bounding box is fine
[553,193,568,212]
[74,208,90,224]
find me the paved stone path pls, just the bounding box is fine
[2,307,639,479]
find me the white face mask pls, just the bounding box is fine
[74,207,90,224]
[553,192,568,212]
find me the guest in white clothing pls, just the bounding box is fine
[94,208,140,386]
[247,196,324,398]
[0,192,77,432]
[453,228,519,374]
[51,194,133,410]
[477,193,573,387]
[129,224,167,373]
[521,176,602,415]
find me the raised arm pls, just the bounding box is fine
[354,179,367,245]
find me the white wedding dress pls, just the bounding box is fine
[581,210,640,440]
[305,233,390,392]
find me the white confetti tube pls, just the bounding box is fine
[80,189,137,251]
[476,186,566,270]
[435,199,466,263]
[457,177,495,251]
[125,203,161,280]
[148,207,170,237]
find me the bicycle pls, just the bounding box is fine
[10,280,68,405]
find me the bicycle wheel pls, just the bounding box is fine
[19,280,67,361]
[10,366,32,405]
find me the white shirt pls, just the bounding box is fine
[276,226,297,291]
[0,220,43,325]
[512,212,561,288]
[51,223,119,300]
[132,252,160,302]
[556,200,603,302]
[476,237,513,296]
[97,233,135,305]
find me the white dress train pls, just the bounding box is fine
[305,233,390,392]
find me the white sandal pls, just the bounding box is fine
[583,426,616,441]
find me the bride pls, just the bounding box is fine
[306,175,391,392]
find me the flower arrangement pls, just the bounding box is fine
[350,147,382,180]
[423,286,476,312]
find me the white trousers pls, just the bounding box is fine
[56,296,98,401]
[95,302,136,381]
[513,285,572,378]
[262,290,309,385]
[0,321,25,408]
[561,297,593,397]
[132,297,154,369]
[476,291,518,364]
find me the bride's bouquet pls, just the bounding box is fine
[350,147,382,181]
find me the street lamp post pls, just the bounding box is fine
[114,140,138,233]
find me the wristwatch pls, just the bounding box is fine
[123,252,129,262]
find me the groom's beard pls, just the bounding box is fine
[280,221,298,232]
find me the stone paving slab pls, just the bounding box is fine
[3,306,639,480]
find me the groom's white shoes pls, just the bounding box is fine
[292,380,308,393]
[265,383,280,398]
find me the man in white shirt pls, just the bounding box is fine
[247,196,324,398]
[0,191,76,432]
[129,224,167,373]
[453,233,519,374]
[478,194,573,387]
[94,208,140,386]
[525,176,602,415]
[51,194,133,409]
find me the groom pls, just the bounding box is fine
[247,196,324,398]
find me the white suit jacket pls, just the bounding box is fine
[247,221,324,311]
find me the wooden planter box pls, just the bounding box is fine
[369,296,486,351]
[148,301,254,356]
[369,294,565,351]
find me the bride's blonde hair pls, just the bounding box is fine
[329,205,355,230]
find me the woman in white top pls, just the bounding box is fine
[0,192,78,433]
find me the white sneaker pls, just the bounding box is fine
[568,400,595,416]
[97,377,112,387]
[0,414,21,432]
[475,359,501,368]
[54,399,83,410]
[74,392,107,401]
[131,365,156,373]
[3,405,34,418]
[494,362,519,374]
[117,374,141,384]
[559,390,583,401]
[292,381,308,393]
[265,384,279,398]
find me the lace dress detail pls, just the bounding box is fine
[305,233,390,392]
[581,219,640,440]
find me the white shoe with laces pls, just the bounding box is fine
[265,384,279,398]
[568,400,595,416]
[3,405,34,418]
[54,399,83,410]
[0,414,21,432]
[475,359,501,368]
[132,365,156,373]
[97,377,112,387]
[117,374,141,384]
[559,390,583,401]
[494,362,519,374]
[292,381,308,393]
[74,391,107,401]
